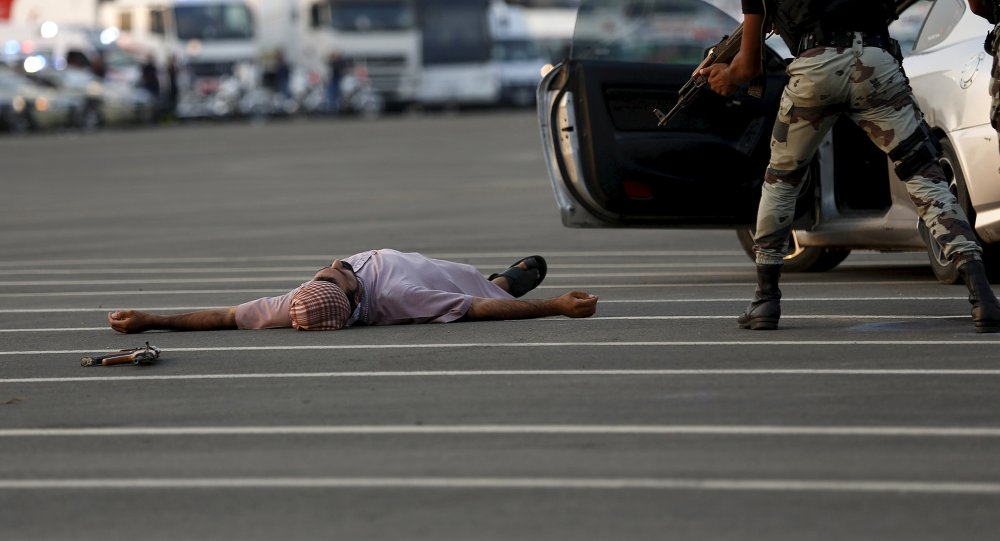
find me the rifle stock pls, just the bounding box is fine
[655,22,745,127]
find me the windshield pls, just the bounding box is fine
[329,1,416,31]
[421,0,491,65]
[492,39,544,61]
[572,0,739,64]
[174,4,255,41]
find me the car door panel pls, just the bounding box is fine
[545,54,788,227]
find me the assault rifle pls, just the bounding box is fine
[654,22,747,128]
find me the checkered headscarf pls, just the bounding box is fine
[288,281,352,331]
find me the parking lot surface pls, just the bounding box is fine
[2,113,999,540]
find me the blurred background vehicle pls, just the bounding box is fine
[537,0,1000,282]
[24,65,155,128]
[97,0,259,118]
[0,62,77,132]
[0,64,34,133]
[2,0,574,123]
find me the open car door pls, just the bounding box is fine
[538,0,793,228]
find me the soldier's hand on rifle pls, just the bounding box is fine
[700,64,740,96]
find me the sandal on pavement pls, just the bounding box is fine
[489,255,547,298]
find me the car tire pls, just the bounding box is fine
[924,138,1000,284]
[736,229,851,272]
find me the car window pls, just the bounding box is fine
[913,0,964,53]
[493,39,545,61]
[889,0,933,56]
[572,0,738,64]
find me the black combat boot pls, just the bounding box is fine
[737,264,782,330]
[959,260,1000,333]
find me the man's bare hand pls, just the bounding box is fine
[108,310,154,334]
[556,291,599,318]
[700,63,740,96]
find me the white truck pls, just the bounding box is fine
[97,0,260,117]
[247,0,420,109]
[6,0,98,26]
[416,0,546,107]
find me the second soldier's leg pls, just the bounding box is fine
[850,45,999,332]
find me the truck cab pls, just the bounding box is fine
[99,0,259,117]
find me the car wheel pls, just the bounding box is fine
[736,229,851,272]
[918,220,961,284]
[925,138,1000,284]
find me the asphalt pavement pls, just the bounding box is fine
[1,112,999,540]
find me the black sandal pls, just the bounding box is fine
[489,256,547,298]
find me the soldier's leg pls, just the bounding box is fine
[752,72,843,265]
[850,46,998,332]
[848,49,980,266]
[740,50,845,330]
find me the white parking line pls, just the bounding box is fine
[0,289,283,298]
[0,261,927,276]
[0,277,307,286]
[0,298,967,314]
[0,274,947,287]
[3,369,1000,384]
[0,315,967,333]
[0,477,998,494]
[0,281,945,298]
[1,341,998,356]
[0,251,750,268]
[2,424,1000,437]
[0,263,756,275]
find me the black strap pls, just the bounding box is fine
[798,30,900,61]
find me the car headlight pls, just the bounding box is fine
[34,96,49,112]
[12,96,26,113]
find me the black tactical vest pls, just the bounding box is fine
[985,0,1000,25]
[767,0,896,54]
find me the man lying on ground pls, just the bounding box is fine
[108,249,598,333]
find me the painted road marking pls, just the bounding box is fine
[0,315,968,333]
[2,425,1000,437]
[0,298,968,314]
[3,369,1000,384]
[1,341,999,357]
[0,282,948,298]
[0,477,998,494]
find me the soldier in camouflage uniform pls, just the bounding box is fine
[701,0,1000,333]
[970,1,1000,142]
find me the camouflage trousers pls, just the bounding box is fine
[753,36,981,266]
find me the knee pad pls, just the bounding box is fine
[889,121,942,181]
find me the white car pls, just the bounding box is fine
[537,0,1000,282]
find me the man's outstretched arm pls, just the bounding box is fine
[108,308,238,334]
[465,291,598,321]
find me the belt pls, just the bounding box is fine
[798,30,894,52]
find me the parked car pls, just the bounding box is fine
[24,66,156,129]
[0,64,77,132]
[0,77,33,134]
[537,0,1000,282]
